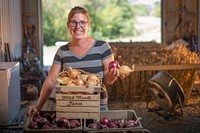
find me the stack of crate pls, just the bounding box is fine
[55,86,101,120]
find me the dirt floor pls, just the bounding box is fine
[108,92,200,133]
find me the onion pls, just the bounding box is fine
[101,117,111,125]
[108,61,119,70]
[86,74,99,86]
[80,74,89,82]
[68,67,80,79]
[87,74,99,81]
[86,79,98,86]
[56,76,71,85]
[107,123,118,128]
[119,65,133,77]
[74,78,85,86]
[88,123,101,129]
[126,118,141,128]
[118,119,126,128]
[66,81,76,86]
[112,119,120,126]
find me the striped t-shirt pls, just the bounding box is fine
[53,39,113,80]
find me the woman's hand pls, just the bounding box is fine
[108,66,120,78]
[109,66,126,79]
[26,106,39,117]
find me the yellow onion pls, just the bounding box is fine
[119,65,133,77]
[74,78,85,86]
[87,74,99,82]
[86,79,98,86]
[80,74,89,82]
[56,76,71,85]
[66,81,76,86]
[68,67,80,79]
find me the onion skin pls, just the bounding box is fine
[108,61,120,70]
[88,123,102,129]
[66,81,76,86]
[87,74,99,81]
[86,74,99,86]
[101,117,111,125]
[74,78,85,86]
[68,67,80,79]
[119,65,133,77]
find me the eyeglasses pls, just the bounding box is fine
[69,20,87,27]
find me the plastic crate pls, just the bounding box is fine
[24,111,83,133]
[84,110,143,132]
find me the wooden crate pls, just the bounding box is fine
[56,86,101,120]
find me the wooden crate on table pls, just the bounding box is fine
[55,86,101,120]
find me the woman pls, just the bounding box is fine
[27,6,120,115]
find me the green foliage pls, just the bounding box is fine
[42,0,160,46]
[132,4,150,16]
[86,0,138,40]
[42,0,69,46]
[151,1,161,17]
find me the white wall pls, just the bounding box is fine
[0,0,22,60]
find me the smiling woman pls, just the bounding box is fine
[27,6,121,116]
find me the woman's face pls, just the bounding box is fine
[67,13,89,40]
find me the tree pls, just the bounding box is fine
[85,0,138,40]
[42,0,139,46]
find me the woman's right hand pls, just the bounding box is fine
[26,105,39,117]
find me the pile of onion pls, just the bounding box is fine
[56,67,101,87]
[87,116,141,129]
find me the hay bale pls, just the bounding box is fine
[107,42,199,102]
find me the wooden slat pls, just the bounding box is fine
[56,112,100,119]
[56,94,100,101]
[56,86,102,93]
[56,106,99,112]
[56,100,100,107]
[132,64,200,71]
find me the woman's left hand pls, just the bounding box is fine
[108,67,120,78]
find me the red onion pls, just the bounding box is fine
[107,123,118,128]
[112,119,120,126]
[108,61,119,70]
[101,117,111,125]
[119,119,127,128]
[88,123,102,129]
[126,119,139,128]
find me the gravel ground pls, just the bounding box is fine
[108,93,200,133]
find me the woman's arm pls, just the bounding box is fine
[35,64,62,110]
